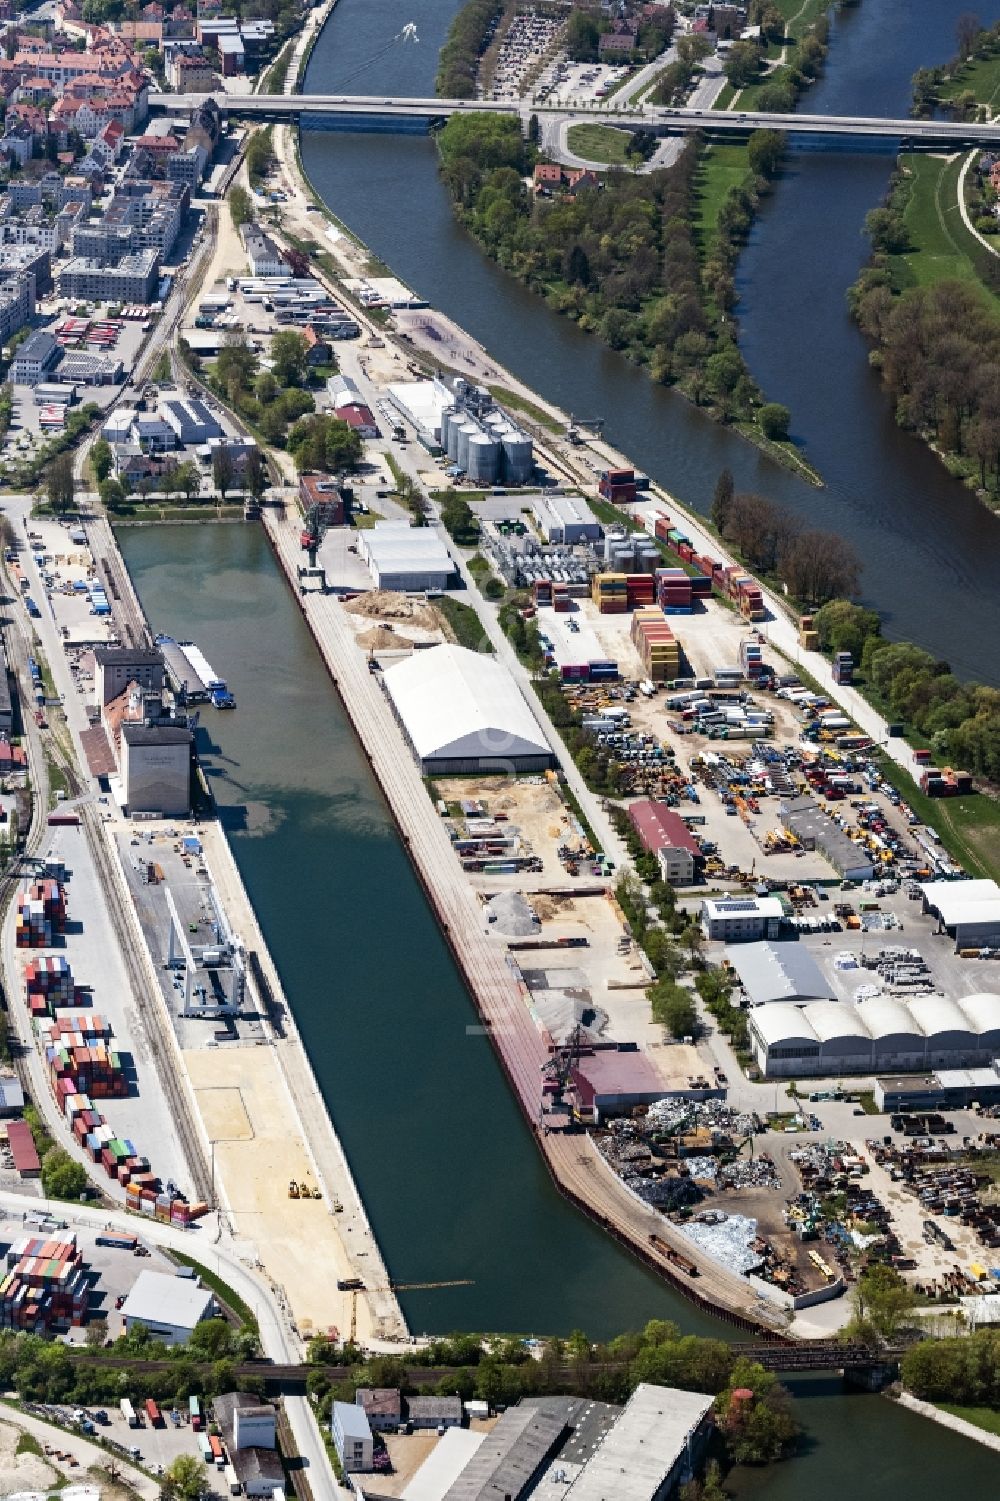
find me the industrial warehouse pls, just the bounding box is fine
[749,991,1000,1077]
[386,376,534,482]
[382,644,554,773]
[921,878,1000,950]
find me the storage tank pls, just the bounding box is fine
[439,407,455,452]
[467,433,501,485]
[456,421,479,473]
[446,413,465,461]
[501,428,533,485]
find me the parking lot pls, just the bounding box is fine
[533,58,631,106]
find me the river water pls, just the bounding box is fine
[300,0,1000,685]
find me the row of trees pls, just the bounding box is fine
[902,1325,1000,1404]
[710,471,863,604]
[436,0,504,98]
[306,1319,799,1467]
[811,598,1000,780]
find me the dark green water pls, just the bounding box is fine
[119,524,1000,1487]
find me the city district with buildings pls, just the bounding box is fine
[0,0,997,1497]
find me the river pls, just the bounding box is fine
[300,0,1000,686]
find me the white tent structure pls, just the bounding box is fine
[383,644,554,773]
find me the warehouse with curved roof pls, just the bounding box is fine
[749,992,1000,1078]
[383,643,555,774]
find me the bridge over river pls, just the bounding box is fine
[149,93,1000,148]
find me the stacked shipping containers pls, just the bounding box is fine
[533,579,553,608]
[656,567,692,614]
[739,638,765,679]
[552,582,570,612]
[631,608,680,682]
[25,957,73,1016]
[16,880,67,948]
[0,1233,88,1330]
[591,573,628,613]
[624,573,654,609]
[799,613,820,652]
[598,468,637,504]
[832,650,854,685]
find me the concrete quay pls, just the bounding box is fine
[261,503,785,1334]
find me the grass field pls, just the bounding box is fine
[894,154,1000,311]
[435,594,494,653]
[875,754,1000,885]
[936,48,1000,112]
[937,1403,1000,1436]
[691,143,751,254]
[487,384,562,432]
[565,123,635,165]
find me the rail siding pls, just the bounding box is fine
[261,507,784,1333]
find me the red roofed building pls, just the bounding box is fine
[628,798,702,885]
[339,403,379,438]
[571,1047,668,1123]
[532,163,563,191]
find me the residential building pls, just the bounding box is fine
[172,52,218,91]
[58,247,160,303]
[119,1269,214,1343]
[355,1388,401,1433]
[241,224,283,277]
[13,330,61,387]
[407,1396,463,1430]
[0,275,34,347]
[339,402,379,438]
[331,1401,373,1474]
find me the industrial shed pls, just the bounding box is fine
[571,1048,668,1123]
[357,521,456,592]
[921,879,1000,950]
[779,795,875,882]
[725,941,834,1007]
[383,644,554,774]
[749,992,1000,1078]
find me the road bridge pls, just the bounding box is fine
[150,92,1000,147]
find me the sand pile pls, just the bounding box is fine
[0,1421,59,1494]
[356,625,413,652]
[345,590,441,631]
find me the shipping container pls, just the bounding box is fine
[121,1398,138,1427]
[146,1399,162,1427]
[189,1395,203,1430]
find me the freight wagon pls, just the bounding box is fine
[95,1232,137,1251]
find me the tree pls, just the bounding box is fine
[813,599,881,661]
[747,129,784,179]
[779,528,862,605]
[956,11,981,60]
[848,1263,914,1343]
[229,185,253,229]
[245,447,267,504]
[164,1455,204,1501]
[649,979,697,1039]
[175,461,201,503]
[527,114,540,146]
[270,330,308,388]
[40,1147,87,1200]
[212,444,234,501]
[46,452,75,514]
[758,402,790,441]
[715,1361,799,1463]
[91,438,112,483]
[565,9,601,61]
[710,468,734,532]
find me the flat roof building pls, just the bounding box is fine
[921,878,1000,951]
[560,1383,712,1501]
[357,520,455,592]
[571,1047,669,1124]
[726,941,834,1007]
[120,1269,214,1344]
[779,795,875,882]
[532,492,601,545]
[121,722,192,817]
[331,1400,372,1474]
[94,646,164,706]
[701,895,784,943]
[384,644,553,775]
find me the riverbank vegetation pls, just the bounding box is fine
[435,115,815,469]
[722,2,830,113]
[304,1320,800,1468]
[848,156,1000,506]
[912,16,1000,118]
[710,479,862,604]
[902,1326,1000,1406]
[436,0,504,98]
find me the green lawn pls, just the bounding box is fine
[897,154,992,291]
[691,143,751,254]
[937,1403,1000,1436]
[565,123,635,165]
[875,754,1000,885]
[487,384,563,433]
[712,81,737,111]
[936,48,1000,112]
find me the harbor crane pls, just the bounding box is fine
[540,1023,586,1113]
[566,415,605,444]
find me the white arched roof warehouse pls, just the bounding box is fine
[856,996,924,1052]
[802,1002,874,1061]
[747,1006,819,1051]
[907,995,976,1052]
[955,993,1000,1053]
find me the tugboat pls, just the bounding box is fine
[211,685,236,710]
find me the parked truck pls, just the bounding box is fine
[120,1398,139,1428]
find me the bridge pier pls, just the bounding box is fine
[843,1362,899,1392]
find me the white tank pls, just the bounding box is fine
[500,428,533,485]
[439,407,455,451]
[467,433,500,485]
[446,415,464,461]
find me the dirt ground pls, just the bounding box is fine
[184,1046,374,1341]
[433,773,584,885]
[0,1421,60,1494]
[345,590,445,634]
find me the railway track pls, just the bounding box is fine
[80,802,212,1205]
